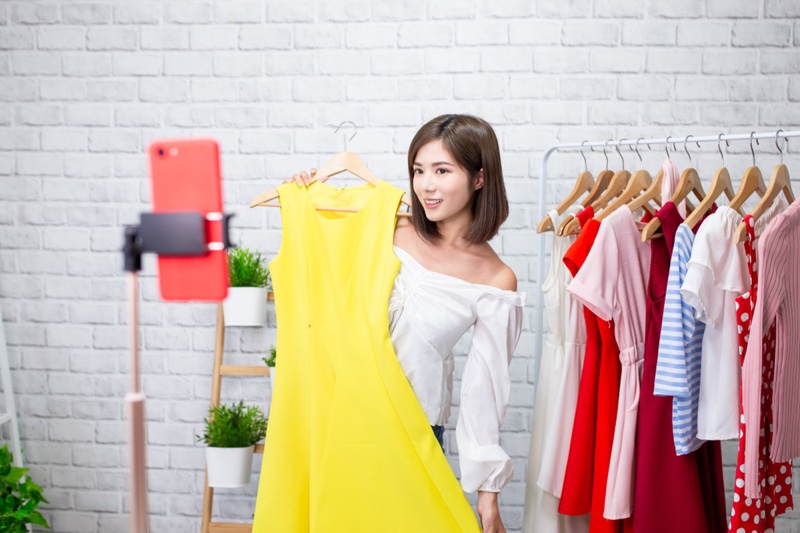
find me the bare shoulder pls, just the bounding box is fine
[474,245,518,292]
[487,259,518,292]
[394,217,419,249]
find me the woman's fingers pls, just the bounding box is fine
[283,168,317,186]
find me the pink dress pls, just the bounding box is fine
[729,215,793,532]
[568,207,650,520]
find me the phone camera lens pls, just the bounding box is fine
[157,148,165,156]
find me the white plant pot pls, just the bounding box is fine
[222,287,267,327]
[269,365,276,392]
[205,445,255,488]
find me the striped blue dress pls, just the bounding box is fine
[653,223,705,455]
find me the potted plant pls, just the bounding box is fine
[223,247,271,326]
[0,444,51,532]
[197,401,268,488]
[262,344,277,392]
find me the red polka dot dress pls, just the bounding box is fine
[729,214,793,533]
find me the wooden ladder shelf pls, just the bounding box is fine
[200,294,272,533]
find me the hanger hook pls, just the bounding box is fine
[775,129,784,165]
[717,133,727,167]
[616,139,626,170]
[665,135,671,159]
[634,137,644,169]
[684,135,693,166]
[335,120,358,152]
[749,131,759,167]
[603,139,611,170]
[580,140,588,172]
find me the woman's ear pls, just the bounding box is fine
[475,169,485,190]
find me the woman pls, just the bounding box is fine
[287,115,524,533]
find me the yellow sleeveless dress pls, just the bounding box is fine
[252,180,481,532]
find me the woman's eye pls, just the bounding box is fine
[436,168,448,174]
[413,168,423,175]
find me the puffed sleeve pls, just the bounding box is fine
[680,211,748,327]
[456,290,525,493]
[568,218,619,322]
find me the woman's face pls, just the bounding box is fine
[412,140,483,224]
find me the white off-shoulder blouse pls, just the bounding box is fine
[388,246,526,493]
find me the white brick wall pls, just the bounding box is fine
[1,1,800,531]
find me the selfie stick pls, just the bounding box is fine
[122,212,233,533]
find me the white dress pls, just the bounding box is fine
[388,246,526,493]
[523,207,589,533]
[680,200,788,441]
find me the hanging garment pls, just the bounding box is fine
[743,197,800,499]
[252,181,481,532]
[569,207,649,520]
[560,216,627,533]
[389,246,524,492]
[558,210,602,517]
[730,214,794,532]
[523,208,589,533]
[654,222,706,454]
[634,203,726,533]
[680,207,756,441]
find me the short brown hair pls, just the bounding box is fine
[407,114,508,244]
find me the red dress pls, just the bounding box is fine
[633,202,727,532]
[729,214,793,532]
[560,211,627,533]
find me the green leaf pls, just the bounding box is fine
[227,248,271,288]
[2,467,27,485]
[0,444,51,530]
[262,345,277,367]
[27,510,50,528]
[196,401,268,448]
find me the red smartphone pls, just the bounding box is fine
[148,139,229,301]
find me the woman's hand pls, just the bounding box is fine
[283,168,316,186]
[477,491,506,533]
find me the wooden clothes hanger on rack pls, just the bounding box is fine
[725,132,769,238]
[537,141,595,233]
[249,122,413,216]
[734,131,795,243]
[561,141,629,235]
[625,139,664,217]
[556,145,614,235]
[561,169,628,235]
[595,139,654,222]
[556,169,613,235]
[642,136,706,241]
[683,134,739,230]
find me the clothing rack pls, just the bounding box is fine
[533,129,800,392]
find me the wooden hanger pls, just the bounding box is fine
[595,168,650,221]
[558,141,616,236]
[729,166,767,213]
[537,171,593,233]
[250,123,412,215]
[559,139,631,235]
[642,136,706,241]
[556,168,613,235]
[250,151,412,215]
[539,142,602,233]
[728,133,771,220]
[734,162,793,243]
[625,168,662,216]
[561,168,629,235]
[683,134,738,230]
[624,139,663,217]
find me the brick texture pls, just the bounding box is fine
[1,1,800,532]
